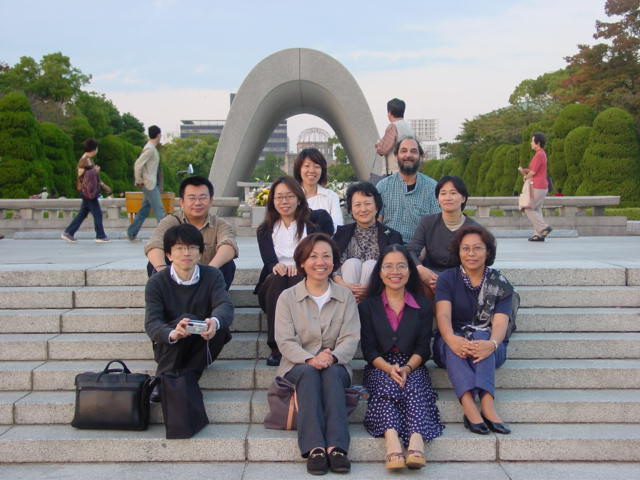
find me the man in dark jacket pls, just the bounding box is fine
[144,223,233,401]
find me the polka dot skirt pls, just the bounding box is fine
[363,351,444,446]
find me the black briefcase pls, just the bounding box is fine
[71,359,155,430]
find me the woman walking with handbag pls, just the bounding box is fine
[518,132,552,242]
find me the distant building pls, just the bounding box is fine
[283,127,334,175]
[410,118,440,160]
[180,93,289,164]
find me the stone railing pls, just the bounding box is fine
[467,196,620,217]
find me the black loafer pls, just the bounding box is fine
[266,353,281,366]
[328,448,351,473]
[307,448,329,475]
[482,414,511,434]
[541,226,553,237]
[528,234,545,242]
[463,415,490,435]
[150,384,161,403]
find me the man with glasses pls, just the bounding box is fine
[145,176,238,290]
[145,223,233,402]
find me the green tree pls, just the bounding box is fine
[162,135,218,178]
[576,107,640,205]
[552,104,596,138]
[73,91,123,137]
[38,122,75,197]
[509,69,570,111]
[97,135,137,194]
[462,150,485,195]
[252,153,286,181]
[326,137,357,182]
[422,159,443,181]
[0,92,49,197]
[68,116,95,158]
[563,125,593,195]
[561,0,640,124]
[122,112,144,132]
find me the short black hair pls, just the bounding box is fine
[293,148,328,186]
[436,175,470,211]
[163,223,205,254]
[387,98,406,118]
[148,125,161,139]
[532,132,546,148]
[345,181,383,216]
[294,233,341,277]
[450,224,497,267]
[367,244,422,297]
[83,138,98,152]
[393,136,424,157]
[179,176,214,198]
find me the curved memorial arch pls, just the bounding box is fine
[209,48,383,206]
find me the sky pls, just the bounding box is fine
[0,0,607,149]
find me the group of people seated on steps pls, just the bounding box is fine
[143,136,517,476]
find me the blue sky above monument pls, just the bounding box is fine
[1,0,605,145]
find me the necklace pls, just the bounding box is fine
[443,214,465,231]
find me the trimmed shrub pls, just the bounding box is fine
[38,122,75,197]
[576,108,640,206]
[563,126,592,195]
[552,104,596,139]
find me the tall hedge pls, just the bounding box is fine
[548,138,566,192]
[97,135,137,194]
[423,159,443,180]
[462,150,484,195]
[576,108,640,206]
[0,92,49,197]
[38,122,75,197]
[563,126,592,195]
[552,104,596,139]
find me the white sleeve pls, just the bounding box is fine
[329,190,343,230]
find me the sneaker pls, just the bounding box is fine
[307,448,329,476]
[328,448,351,473]
[61,232,76,243]
[126,233,138,242]
[95,237,111,243]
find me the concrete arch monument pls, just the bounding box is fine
[209,48,383,205]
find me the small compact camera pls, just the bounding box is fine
[185,320,208,335]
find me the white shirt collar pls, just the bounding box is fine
[170,263,200,285]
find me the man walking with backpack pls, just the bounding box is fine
[127,125,166,241]
[61,138,112,243]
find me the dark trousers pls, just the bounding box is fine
[433,330,507,399]
[258,273,303,351]
[285,364,351,457]
[152,327,231,378]
[64,197,106,239]
[147,259,236,291]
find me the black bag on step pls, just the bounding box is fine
[160,369,209,439]
[71,359,155,430]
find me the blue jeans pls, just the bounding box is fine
[433,330,507,399]
[65,197,107,239]
[127,186,165,238]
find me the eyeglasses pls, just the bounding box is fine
[381,263,409,272]
[172,245,200,254]
[352,202,375,209]
[184,195,210,203]
[274,194,297,202]
[460,246,486,254]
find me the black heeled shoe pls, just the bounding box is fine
[481,414,511,434]
[463,415,489,435]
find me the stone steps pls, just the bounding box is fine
[3,388,640,426]
[0,423,639,463]
[2,285,640,309]
[2,359,639,392]
[2,307,640,334]
[2,332,640,362]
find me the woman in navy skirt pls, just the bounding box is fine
[358,244,444,470]
[434,224,515,436]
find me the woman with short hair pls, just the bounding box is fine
[274,233,360,475]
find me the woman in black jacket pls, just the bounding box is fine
[255,176,333,366]
[358,244,443,471]
[332,182,402,303]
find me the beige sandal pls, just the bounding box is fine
[406,449,426,469]
[385,451,406,470]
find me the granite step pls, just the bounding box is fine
[6,423,632,463]
[2,359,639,392]
[0,308,262,334]
[3,307,639,334]
[2,461,639,480]
[6,388,639,426]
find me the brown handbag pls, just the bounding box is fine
[264,376,361,430]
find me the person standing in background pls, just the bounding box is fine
[127,125,166,241]
[375,98,415,174]
[519,132,552,242]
